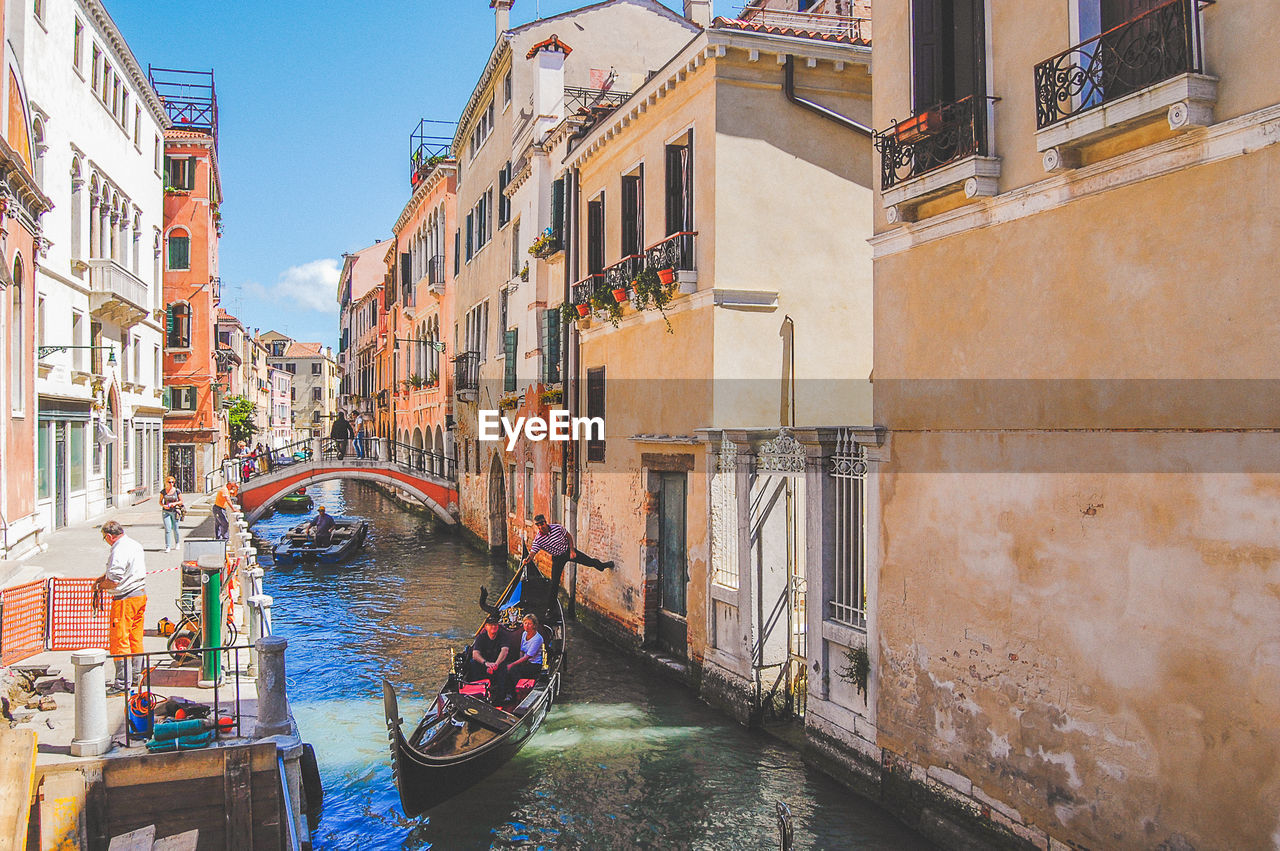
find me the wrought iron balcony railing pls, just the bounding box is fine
[1035,0,1208,129]
[603,254,644,291]
[427,255,446,287]
[409,118,455,187]
[564,85,633,117]
[453,350,480,396]
[149,67,218,150]
[646,231,696,274]
[875,96,994,191]
[571,274,606,305]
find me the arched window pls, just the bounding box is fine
[167,302,191,348]
[11,258,24,411]
[166,227,190,270]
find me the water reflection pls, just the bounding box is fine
[257,481,931,849]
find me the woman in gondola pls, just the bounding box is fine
[503,613,544,699]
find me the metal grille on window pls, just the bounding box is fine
[503,329,517,392]
[828,429,867,629]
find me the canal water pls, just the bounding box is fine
[254,480,932,850]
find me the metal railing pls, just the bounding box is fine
[875,95,996,190]
[114,644,251,747]
[1035,0,1208,129]
[409,119,455,187]
[603,254,644,293]
[646,231,697,274]
[453,351,480,395]
[427,254,446,286]
[571,273,605,306]
[232,439,313,482]
[387,439,455,479]
[564,85,634,116]
[149,67,218,149]
[321,437,382,462]
[734,7,871,42]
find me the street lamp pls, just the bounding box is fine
[37,344,117,366]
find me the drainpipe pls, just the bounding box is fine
[566,166,580,619]
[783,55,872,137]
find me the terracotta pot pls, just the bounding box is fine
[575,303,590,317]
[612,287,628,303]
[658,268,676,286]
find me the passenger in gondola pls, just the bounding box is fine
[502,614,544,702]
[467,615,513,703]
[312,505,335,547]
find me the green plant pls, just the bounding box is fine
[520,263,529,282]
[589,282,624,327]
[539,387,563,406]
[836,645,870,697]
[631,266,675,333]
[560,303,580,325]
[226,395,258,445]
[528,230,562,258]
[410,373,425,389]
[428,369,439,386]
[498,394,520,412]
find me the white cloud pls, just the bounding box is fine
[243,258,341,313]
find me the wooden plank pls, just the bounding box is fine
[108,807,224,851]
[224,747,253,850]
[0,729,36,851]
[104,745,227,788]
[107,777,224,815]
[152,828,200,851]
[107,824,156,850]
[40,770,87,851]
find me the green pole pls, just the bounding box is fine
[200,563,223,686]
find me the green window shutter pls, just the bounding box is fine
[165,305,175,338]
[543,309,560,384]
[162,386,171,408]
[504,329,517,392]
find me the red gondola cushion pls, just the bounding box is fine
[459,681,489,696]
[516,679,536,690]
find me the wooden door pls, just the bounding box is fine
[656,472,688,656]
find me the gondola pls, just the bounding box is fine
[272,519,368,564]
[383,558,564,816]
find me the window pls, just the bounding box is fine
[311,362,321,375]
[92,46,101,90]
[508,464,516,510]
[134,106,141,144]
[10,265,23,411]
[123,419,131,468]
[470,98,495,155]
[165,157,194,191]
[498,163,511,227]
[155,136,162,172]
[312,387,322,402]
[510,219,522,278]
[121,90,129,126]
[586,367,605,462]
[550,471,562,526]
[73,19,84,72]
[542,308,561,384]
[167,230,190,270]
[291,387,296,401]
[551,177,566,244]
[69,423,85,491]
[622,170,644,257]
[911,0,986,113]
[665,140,694,237]
[454,230,461,276]
[587,195,605,275]
[465,213,474,261]
[503,71,512,106]
[828,440,867,628]
[166,303,191,348]
[524,464,534,521]
[503,329,517,392]
[168,386,197,411]
[37,423,50,500]
[71,311,85,371]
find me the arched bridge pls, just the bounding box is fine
[234,438,459,525]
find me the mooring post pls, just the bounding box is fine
[255,635,292,738]
[247,594,273,676]
[70,649,111,756]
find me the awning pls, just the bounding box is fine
[38,398,92,422]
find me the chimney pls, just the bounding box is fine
[492,0,514,42]
[529,37,571,133]
[683,0,711,27]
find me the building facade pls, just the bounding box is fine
[390,142,456,467]
[268,365,292,448]
[22,0,168,530]
[159,70,224,496]
[335,240,390,429]
[450,0,702,549]
[858,1,1280,848]
[0,0,52,559]
[258,330,339,441]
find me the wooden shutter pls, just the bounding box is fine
[586,367,605,462]
[665,145,682,235]
[1102,0,1162,29]
[911,0,945,112]
[454,230,461,275]
[499,163,510,226]
[587,197,604,275]
[503,329,518,392]
[621,175,639,257]
[551,178,565,241]
[465,213,474,260]
[543,308,560,384]
[400,252,411,293]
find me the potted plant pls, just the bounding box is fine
[427,369,439,387]
[539,387,564,406]
[611,284,629,303]
[400,378,412,395]
[560,303,581,324]
[573,302,590,318]
[410,373,425,389]
[520,263,529,282]
[589,282,624,327]
[657,266,676,286]
[632,266,675,334]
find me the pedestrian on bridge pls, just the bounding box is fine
[331,411,354,459]
[95,521,147,693]
[353,412,367,459]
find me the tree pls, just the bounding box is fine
[227,395,258,447]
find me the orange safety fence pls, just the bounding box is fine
[47,577,110,652]
[0,580,48,665]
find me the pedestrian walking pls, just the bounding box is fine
[330,411,354,460]
[520,514,614,618]
[95,521,147,693]
[353,412,367,459]
[213,481,238,540]
[159,475,184,552]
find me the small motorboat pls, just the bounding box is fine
[383,555,564,816]
[273,519,368,564]
[276,489,314,513]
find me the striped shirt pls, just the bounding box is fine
[529,524,570,557]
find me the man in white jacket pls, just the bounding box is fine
[95,521,148,693]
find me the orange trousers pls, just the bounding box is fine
[109,595,147,655]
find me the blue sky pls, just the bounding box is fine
[108,0,741,349]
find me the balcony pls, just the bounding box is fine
[88,259,149,327]
[730,7,871,43]
[1034,0,1216,171]
[564,85,634,118]
[409,119,454,188]
[453,351,480,401]
[150,67,218,150]
[427,255,446,294]
[875,96,1001,222]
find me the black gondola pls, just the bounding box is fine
[382,560,564,816]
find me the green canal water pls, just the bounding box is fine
[254,480,933,850]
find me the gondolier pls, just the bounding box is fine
[521,515,613,616]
